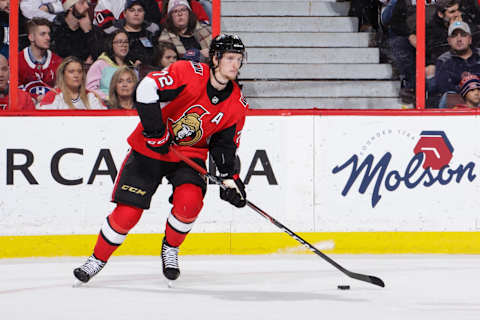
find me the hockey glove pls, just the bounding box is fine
[143,129,172,155]
[220,174,247,208]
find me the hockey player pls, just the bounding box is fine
[73,34,248,284]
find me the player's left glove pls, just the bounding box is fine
[220,174,247,208]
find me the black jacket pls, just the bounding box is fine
[51,13,105,61]
[387,0,416,37]
[104,19,161,65]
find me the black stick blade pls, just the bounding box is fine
[348,271,385,287]
[368,276,385,288]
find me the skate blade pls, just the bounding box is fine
[72,279,84,288]
[165,278,176,288]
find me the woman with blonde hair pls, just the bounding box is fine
[107,66,138,110]
[38,56,106,109]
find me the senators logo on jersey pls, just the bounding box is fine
[169,105,210,146]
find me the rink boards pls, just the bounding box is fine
[1,114,480,257]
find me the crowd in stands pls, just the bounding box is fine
[0,0,211,110]
[3,0,480,110]
[349,0,480,108]
[375,0,480,108]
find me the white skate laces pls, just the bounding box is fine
[161,239,180,281]
[162,242,179,269]
[73,255,106,283]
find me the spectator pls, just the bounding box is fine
[457,72,480,107]
[103,0,160,66]
[442,72,480,108]
[20,0,64,22]
[159,0,210,25]
[86,29,134,102]
[434,21,480,107]
[93,0,161,30]
[19,18,63,104]
[0,0,8,58]
[0,54,36,111]
[51,0,104,67]
[38,56,106,109]
[138,40,178,78]
[381,0,417,104]
[158,0,211,61]
[0,0,9,12]
[156,40,178,67]
[425,0,480,80]
[107,66,137,109]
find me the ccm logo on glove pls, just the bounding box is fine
[143,130,172,155]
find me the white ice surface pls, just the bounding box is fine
[0,255,479,320]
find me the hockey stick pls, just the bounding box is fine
[171,148,385,288]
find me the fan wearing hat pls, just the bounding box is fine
[62,0,90,19]
[92,0,162,30]
[434,20,480,100]
[158,0,211,62]
[100,0,160,66]
[158,0,210,26]
[424,0,480,107]
[447,21,472,56]
[458,72,480,107]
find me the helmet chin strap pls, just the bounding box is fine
[212,67,228,87]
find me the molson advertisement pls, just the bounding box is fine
[317,116,480,234]
[1,115,480,256]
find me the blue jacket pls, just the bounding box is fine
[435,48,480,94]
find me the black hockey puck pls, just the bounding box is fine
[337,285,350,290]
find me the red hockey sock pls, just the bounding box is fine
[165,184,203,247]
[93,204,143,262]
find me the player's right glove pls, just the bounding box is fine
[142,129,172,155]
[220,174,247,208]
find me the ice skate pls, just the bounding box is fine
[161,238,180,283]
[73,255,106,286]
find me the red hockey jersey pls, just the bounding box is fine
[0,89,36,111]
[18,48,62,100]
[128,60,248,173]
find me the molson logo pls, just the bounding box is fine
[332,131,476,208]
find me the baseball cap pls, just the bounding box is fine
[448,21,471,37]
[125,0,145,10]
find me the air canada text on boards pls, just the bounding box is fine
[4,148,278,186]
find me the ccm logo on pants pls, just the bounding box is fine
[121,185,147,196]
